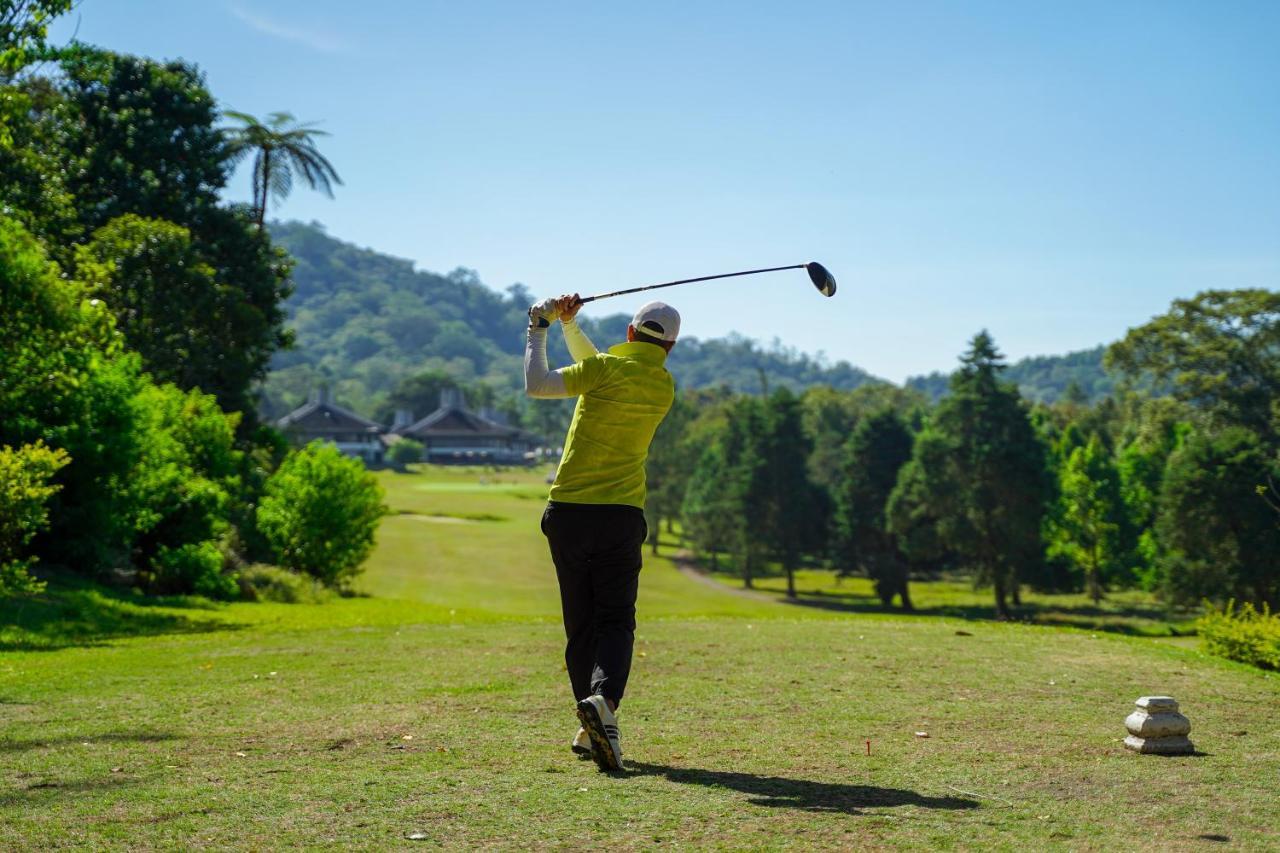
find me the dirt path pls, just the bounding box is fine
[669,551,777,603]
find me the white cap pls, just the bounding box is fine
[631,301,681,342]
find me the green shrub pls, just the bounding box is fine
[128,382,242,595]
[387,438,424,470]
[0,442,71,596]
[238,564,331,604]
[255,443,387,588]
[1197,600,1280,671]
[150,541,237,600]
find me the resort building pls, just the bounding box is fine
[392,388,543,465]
[275,387,385,464]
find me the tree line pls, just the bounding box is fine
[650,303,1280,617]
[1,3,383,599]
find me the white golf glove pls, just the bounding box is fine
[528,297,558,328]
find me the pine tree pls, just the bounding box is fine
[760,388,821,599]
[644,393,695,555]
[834,409,915,609]
[722,397,771,588]
[682,397,769,586]
[680,443,737,570]
[888,332,1053,618]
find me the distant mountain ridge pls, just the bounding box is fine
[261,222,1114,418]
[261,222,884,419]
[906,345,1115,403]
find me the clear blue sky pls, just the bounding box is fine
[50,1,1280,381]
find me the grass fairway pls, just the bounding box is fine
[2,467,1277,849]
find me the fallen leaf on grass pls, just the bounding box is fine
[110,767,122,773]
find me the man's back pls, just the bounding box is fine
[551,341,675,509]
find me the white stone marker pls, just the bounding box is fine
[1124,696,1194,755]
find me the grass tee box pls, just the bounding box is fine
[2,466,1278,849]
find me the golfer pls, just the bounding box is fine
[524,294,678,771]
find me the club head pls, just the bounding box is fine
[806,262,837,297]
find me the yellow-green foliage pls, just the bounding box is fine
[1197,600,1280,671]
[0,441,70,596]
[238,563,332,604]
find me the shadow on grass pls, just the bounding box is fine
[627,762,980,815]
[0,572,244,652]
[0,731,180,754]
[0,775,142,808]
[777,593,1184,636]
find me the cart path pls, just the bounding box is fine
[670,552,778,603]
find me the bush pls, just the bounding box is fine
[1197,600,1280,671]
[387,438,424,470]
[150,541,237,600]
[0,442,70,596]
[255,443,386,587]
[238,563,331,604]
[127,382,243,595]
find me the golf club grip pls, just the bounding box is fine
[578,264,806,304]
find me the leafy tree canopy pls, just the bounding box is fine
[0,0,72,77]
[1107,289,1280,441]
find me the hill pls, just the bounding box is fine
[261,222,882,420]
[906,345,1115,404]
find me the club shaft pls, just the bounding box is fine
[578,264,806,304]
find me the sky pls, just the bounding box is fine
[49,1,1280,381]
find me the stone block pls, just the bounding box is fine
[1123,696,1195,755]
[1135,696,1179,713]
[1125,710,1191,738]
[1124,734,1195,755]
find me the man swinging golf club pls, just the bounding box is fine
[525,293,678,771]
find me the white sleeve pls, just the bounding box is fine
[561,317,599,362]
[524,325,573,399]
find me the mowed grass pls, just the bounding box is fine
[2,466,1277,850]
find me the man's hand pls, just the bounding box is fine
[529,297,558,328]
[556,294,583,322]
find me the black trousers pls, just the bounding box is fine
[541,501,647,706]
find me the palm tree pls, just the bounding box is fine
[222,111,342,227]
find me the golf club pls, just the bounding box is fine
[575,261,837,305]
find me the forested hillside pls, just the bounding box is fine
[262,222,882,420]
[906,345,1115,403]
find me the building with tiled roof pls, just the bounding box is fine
[276,387,384,464]
[393,388,542,465]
